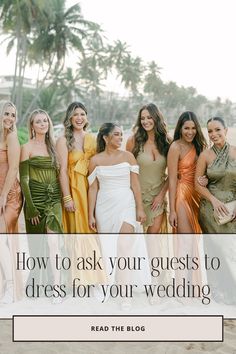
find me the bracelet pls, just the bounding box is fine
[63,195,72,203]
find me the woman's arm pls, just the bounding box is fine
[195,152,229,217]
[88,157,99,232]
[20,144,41,225]
[151,177,169,211]
[167,142,180,229]
[56,137,76,212]
[126,135,135,153]
[0,132,20,215]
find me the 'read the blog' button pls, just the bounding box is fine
[13,315,223,342]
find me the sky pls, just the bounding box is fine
[1,0,236,102]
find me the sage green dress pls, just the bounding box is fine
[136,150,168,232]
[20,156,63,234]
[199,143,236,233]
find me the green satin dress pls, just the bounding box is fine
[136,150,168,232]
[20,156,63,234]
[199,143,236,233]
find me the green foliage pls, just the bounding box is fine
[17,126,28,145]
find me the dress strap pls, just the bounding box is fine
[130,164,139,174]
[88,168,97,185]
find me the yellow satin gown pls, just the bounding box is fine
[63,133,96,233]
[62,134,106,284]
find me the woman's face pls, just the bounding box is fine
[32,113,49,135]
[2,105,16,130]
[71,107,87,131]
[106,126,123,149]
[207,120,227,147]
[140,109,155,132]
[181,120,197,143]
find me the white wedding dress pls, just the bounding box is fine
[88,162,151,285]
[88,162,140,233]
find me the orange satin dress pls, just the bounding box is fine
[175,145,201,233]
[0,149,22,232]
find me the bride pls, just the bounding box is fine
[88,122,146,233]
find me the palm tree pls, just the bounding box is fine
[117,54,144,95]
[144,61,163,101]
[0,0,49,116]
[21,0,100,124]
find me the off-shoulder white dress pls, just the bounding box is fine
[88,162,140,233]
[88,162,150,286]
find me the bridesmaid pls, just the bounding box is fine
[195,116,236,233]
[20,109,63,234]
[20,109,63,302]
[56,102,106,286]
[56,102,96,233]
[126,103,171,233]
[0,101,22,303]
[167,111,207,233]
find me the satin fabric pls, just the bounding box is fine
[175,146,201,233]
[62,133,96,233]
[0,149,22,232]
[0,149,23,301]
[137,150,168,232]
[199,143,236,233]
[20,156,63,233]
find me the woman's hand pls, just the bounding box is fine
[89,215,97,232]
[211,197,230,217]
[151,193,164,211]
[64,200,76,213]
[197,175,208,187]
[0,195,7,216]
[136,208,146,224]
[169,211,178,229]
[30,215,41,225]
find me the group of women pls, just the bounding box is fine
[0,99,236,303]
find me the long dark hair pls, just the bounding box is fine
[207,116,226,128]
[132,103,171,158]
[97,122,119,153]
[63,102,88,151]
[173,111,207,155]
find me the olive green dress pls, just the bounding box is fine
[20,156,63,234]
[199,143,236,233]
[137,150,168,232]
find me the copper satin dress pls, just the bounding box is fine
[0,148,23,301]
[175,145,201,233]
[0,149,22,232]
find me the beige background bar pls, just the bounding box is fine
[13,316,222,341]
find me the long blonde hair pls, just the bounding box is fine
[28,109,59,168]
[0,101,17,139]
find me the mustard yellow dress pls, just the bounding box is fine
[63,133,96,233]
[62,133,106,284]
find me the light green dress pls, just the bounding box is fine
[199,143,236,233]
[136,150,168,232]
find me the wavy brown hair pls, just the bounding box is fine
[63,102,88,151]
[132,103,171,158]
[173,111,207,155]
[28,109,59,168]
